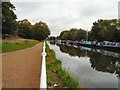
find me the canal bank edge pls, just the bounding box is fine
[45,42,80,88]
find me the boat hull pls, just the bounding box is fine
[79,43,120,52]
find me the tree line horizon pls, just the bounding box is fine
[2,1,50,41]
[2,1,120,42]
[51,19,120,42]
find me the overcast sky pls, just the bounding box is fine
[11,0,119,36]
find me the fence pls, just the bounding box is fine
[40,41,47,89]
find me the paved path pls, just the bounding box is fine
[2,42,43,88]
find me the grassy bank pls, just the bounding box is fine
[46,42,80,88]
[1,39,39,53]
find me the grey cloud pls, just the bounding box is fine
[12,0,119,36]
[80,1,117,18]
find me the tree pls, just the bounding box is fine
[17,19,33,39]
[32,21,50,41]
[69,28,78,40]
[0,2,2,34]
[90,19,120,42]
[17,20,50,41]
[2,2,17,35]
[59,30,70,40]
[90,20,101,41]
[73,29,86,40]
[59,28,86,40]
[49,36,56,40]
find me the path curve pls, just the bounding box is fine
[2,42,43,88]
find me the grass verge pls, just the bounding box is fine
[1,39,39,53]
[46,42,80,88]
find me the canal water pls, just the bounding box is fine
[48,42,120,89]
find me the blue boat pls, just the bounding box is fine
[80,41,96,47]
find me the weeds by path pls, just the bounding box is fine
[46,42,80,88]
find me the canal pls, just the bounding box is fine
[48,42,120,89]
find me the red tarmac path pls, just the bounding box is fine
[2,42,43,88]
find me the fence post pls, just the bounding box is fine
[40,41,47,89]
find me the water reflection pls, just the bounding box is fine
[90,53,120,77]
[49,42,120,88]
[57,44,120,77]
[58,44,87,57]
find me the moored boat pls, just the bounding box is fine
[80,41,97,47]
[79,41,120,52]
[96,41,120,49]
